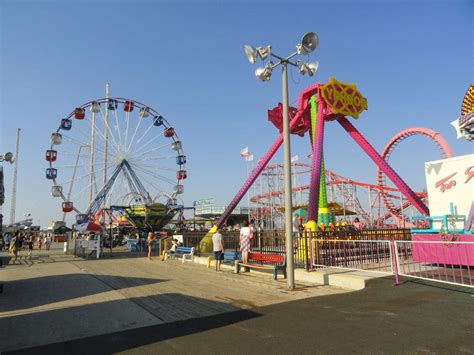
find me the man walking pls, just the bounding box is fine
[212,227,224,272]
[45,234,52,250]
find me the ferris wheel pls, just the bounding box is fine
[46,89,186,226]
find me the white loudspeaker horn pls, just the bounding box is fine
[297,32,319,55]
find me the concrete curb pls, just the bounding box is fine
[189,255,385,290]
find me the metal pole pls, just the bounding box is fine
[109,220,113,256]
[104,82,110,186]
[282,62,295,290]
[247,158,250,221]
[368,186,372,227]
[9,128,20,224]
[89,111,96,205]
[399,191,404,228]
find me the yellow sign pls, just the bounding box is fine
[320,77,368,119]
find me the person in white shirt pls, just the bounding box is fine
[162,239,178,261]
[45,235,52,250]
[212,228,224,271]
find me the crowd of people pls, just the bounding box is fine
[0,232,53,262]
[143,215,366,271]
[211,219,256,271]
[292,213,365,233]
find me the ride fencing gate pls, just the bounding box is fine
[393,239,474,288]
[306,231,474,289]
[180,229,474,289]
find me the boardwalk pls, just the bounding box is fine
[0,245,345,353]
[1,245,473,354]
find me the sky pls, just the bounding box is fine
[0,0,472,228]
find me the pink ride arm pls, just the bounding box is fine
[337,117,430,216]
[217,108,308,227]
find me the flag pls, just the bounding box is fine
[291,155,299,162]
[246,155,254,162]
[240,147,249,157]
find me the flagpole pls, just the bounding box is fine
[247,157,250,221]
[240,147,251,222]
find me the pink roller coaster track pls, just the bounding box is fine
[217,83,430,228]
[250,165,427,203]
[249,163,429,225]
[376,127,453,220]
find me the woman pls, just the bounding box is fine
[27,234,34,258]
[146,232,155,260]
[9,232,19,263]
[239,220,253,264]
[38,234,43,249]
[353,218,363,230]
[162,239,178,261]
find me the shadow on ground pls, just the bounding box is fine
[6,278,474,354]
[0,274,167,312]
[1,293,260,354]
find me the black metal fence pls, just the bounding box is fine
[178,228,412,270]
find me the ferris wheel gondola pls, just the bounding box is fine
[46,91,186,230]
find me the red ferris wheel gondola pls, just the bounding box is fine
[74,108,85,119]
[164,127,175,137]
[46,150,57,162]
[62,201,74,213]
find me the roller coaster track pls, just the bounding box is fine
[376,128,452,222]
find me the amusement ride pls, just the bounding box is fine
[46,83,186,231]
[248,127,454,229]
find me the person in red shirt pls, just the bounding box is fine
[353,218,363,230]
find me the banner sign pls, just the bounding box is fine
[425,154,474,229]
[320,77,368,119]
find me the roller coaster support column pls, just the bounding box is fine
[307,95,327,232]
[337,117,429,216]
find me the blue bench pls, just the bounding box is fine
[170,246,195,263]
[127,239,140,252]
[223,250,241,264]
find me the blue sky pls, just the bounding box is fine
[0,0,472,227]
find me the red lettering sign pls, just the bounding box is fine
[435,172,457,193]
[465,166,474,184]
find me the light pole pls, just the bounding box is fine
[244,33,319,290]
[0,152,14,228]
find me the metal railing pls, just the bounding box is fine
[394,240,474,288]
[138,229,474,289]
[177,229,412,270]
[311,239,395,274]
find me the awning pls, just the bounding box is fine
[75,222,102,232]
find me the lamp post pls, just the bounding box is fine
[0,152,14,227]
[244,33,319,290]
